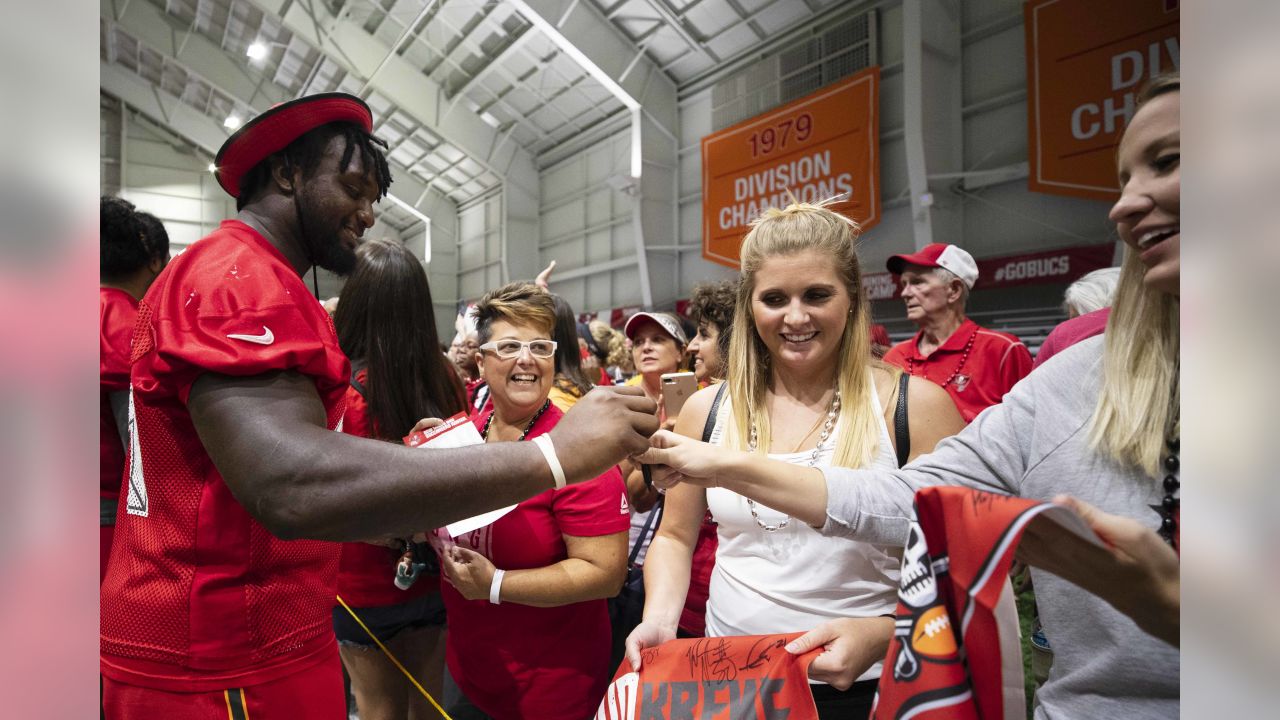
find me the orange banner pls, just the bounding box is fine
[700,68,881,269]
[1025,0,1180,201]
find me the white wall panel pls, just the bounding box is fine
[427,196,461,341]
[964,102,1028,171]
[640,113,681,306]
[537,130,635,316]
[962,26,1026,104]
[880,2,906,68]
[861,205,915,273]
[964,0,1026,28]
[154,220,209,248]
[104,99,235,261]
[457,194,505,303]
[961,182,1116,257]
[877,136,910,205]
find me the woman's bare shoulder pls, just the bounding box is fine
[906,373,956,414]
[674,382,726,438]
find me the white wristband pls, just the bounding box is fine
[489,569,505,605]
[531,434,567,490]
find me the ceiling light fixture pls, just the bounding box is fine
[246,41,268,61]
[208,163,217,173]
[224,114,242,130]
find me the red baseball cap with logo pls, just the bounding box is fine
[213,92,374,199]
[887,243,980,289]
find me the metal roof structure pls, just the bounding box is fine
[102,0,838,207]
[590,0,844,85]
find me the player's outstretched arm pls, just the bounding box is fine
[188,371,657,541]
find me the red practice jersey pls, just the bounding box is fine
[101,220,350,692]
[100,286,137,501]
[101,286,139,583]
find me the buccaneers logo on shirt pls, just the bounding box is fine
[874,488,1066,720]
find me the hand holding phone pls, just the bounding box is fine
[660,372,698,421]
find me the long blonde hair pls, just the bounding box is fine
[724,201,892,468]
[1088,74,1180,477]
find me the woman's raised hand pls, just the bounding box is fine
[534,260,556,289]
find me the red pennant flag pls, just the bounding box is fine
[874,487,1074,719]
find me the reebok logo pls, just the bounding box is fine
[620,493,630,515]
[227,326,275,345]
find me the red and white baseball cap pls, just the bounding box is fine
[623,311,688,346]
[213,92,374,199]
[887,243,979,289]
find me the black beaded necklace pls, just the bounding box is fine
[481,400,551,442]
[1155,435,1179,552]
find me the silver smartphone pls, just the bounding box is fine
[660,371,698,420]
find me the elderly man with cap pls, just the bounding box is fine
[99,93,658,718]
[883,243,1032,423]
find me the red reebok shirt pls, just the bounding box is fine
[100,287,137,501]
[100,220,350,692]
[441,403,629,720]
[335,375,437,607]
[884,319,1032,423]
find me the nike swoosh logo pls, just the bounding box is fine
[227,326,275,345]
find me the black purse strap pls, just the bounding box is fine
[702,382,728,443]
[349,364,367,398]
[627,496,663,567]
[894,371,911,468]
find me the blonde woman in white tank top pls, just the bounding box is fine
[625,202,964,720]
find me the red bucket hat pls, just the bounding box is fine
[213,92,374,199]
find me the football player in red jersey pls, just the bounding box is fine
[99,197,170,583]
[100,93,657,719]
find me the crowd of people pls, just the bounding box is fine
[99,74,1179,719]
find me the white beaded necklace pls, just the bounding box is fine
[745,390,841,532]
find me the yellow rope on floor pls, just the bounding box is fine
[335,594,453,720]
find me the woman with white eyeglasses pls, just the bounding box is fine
[434,281,630,720]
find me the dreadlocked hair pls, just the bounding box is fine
[236,122,393,210]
